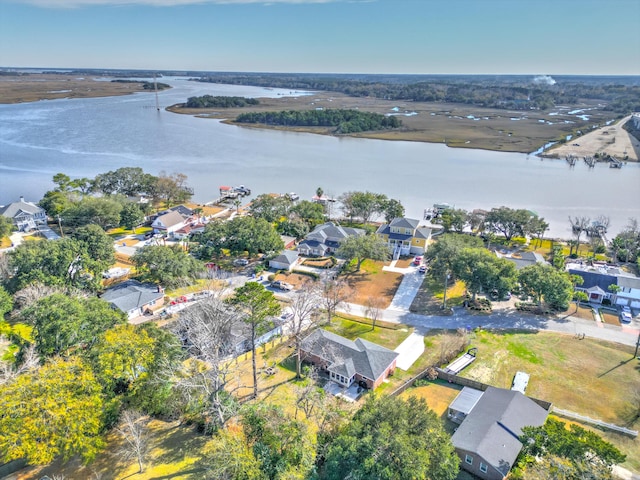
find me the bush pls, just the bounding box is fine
[267,274,276,282]
[292,269,319,280]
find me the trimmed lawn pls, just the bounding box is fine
[400,380,463,418]
[599,308,621,326]
[324,315,412,350]
[341,259,403,308]
[459,329,640,470]
[410,277,466,314]
[0,237,11,248]
[568,305,595,321]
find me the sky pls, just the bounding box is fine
[0,0,639,75]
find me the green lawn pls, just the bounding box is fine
[324,315,412,350]
[459,329,640,471]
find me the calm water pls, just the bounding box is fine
[0,77,638,239]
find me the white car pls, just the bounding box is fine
[619,311,632,323]
[233,258,249,266]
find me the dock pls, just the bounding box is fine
[206,185,252,205]
[565,155,577,166]
[583,156,596,168]
[609,156,623,168]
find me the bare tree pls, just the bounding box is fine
[11,283,81,312]
[294,367,326,420]
[364,296,385,331]
[168,296,242,429]
[318,278,352,325]
[116,409,150,474]
[288,281,322,378]
[569,216,591,256]
[0,344,39,385]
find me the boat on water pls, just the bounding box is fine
[424,203,451,220]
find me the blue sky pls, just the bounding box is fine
[1,0,639,74]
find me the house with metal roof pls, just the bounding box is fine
[0,196,47,232]
[450,386,549,480]
[300,329,398,389]
[101,280,165,319]
[376,217,440,258]
[297,222,364,257]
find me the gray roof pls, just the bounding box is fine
[451,387,548,476]
[503,251,547,270]
[569,269,618,292]
[306,222,364,244]
[389,217,420,230]
[270,250,299,266]
[449,387,485,415]
[101,280,164,313]
[301,329,398,381]
[298,239,330,255]
[154,210,185,228]
[168,205,194,218]
[0,198,45,219]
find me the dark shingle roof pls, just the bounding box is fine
[569,269,618,291]
[389,217,420,230]
[301,329,398,381]
[451,387,548,476]
[270,250,299,266]
[101,280,164,313]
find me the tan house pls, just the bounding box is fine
[376,217,440,258]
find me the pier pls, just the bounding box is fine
[565,155,577,166]
[583,156,595,168]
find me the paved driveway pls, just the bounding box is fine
[387,267,423,312]
[394,332,425,370]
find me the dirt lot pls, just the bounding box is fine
[546,115,639,161]
[341,260,404,308]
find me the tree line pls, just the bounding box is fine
[185,95,260,108]
[235,109,402,134]
[196,74,640,114]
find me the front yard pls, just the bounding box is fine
[340,259,403,308]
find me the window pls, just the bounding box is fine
[479,462,488,473]
[465,455,473,465]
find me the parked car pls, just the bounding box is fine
[418,265,427,274]
[272,280,293,291]
[281,311,293,321]
[619,311,632,323]
[233,258,249,266]
[621,305,631,314]
[413,256,423,266]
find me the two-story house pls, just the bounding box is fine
[0,196,47,232]
[376,217,440,258]
[297,222,365,257]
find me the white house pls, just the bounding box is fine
[0,196,47,232]
[269,250,300,271]
[152,210,188,236]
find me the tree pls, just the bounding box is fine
[132,245,203,288]
[72,223,116,276]
[249,194,291,223]
[485,206,535,242]
[0,356,105,465]
[92,167,157,196]
[152,171,193,206]
[364,296,385,330]
[439,208,469,233]
[227,282,280,399]
[60,196,123,229]
[339,191,387,224]
[290,200,325,226]
[0,285,12,319]
[0,215,13,240]
[241,403,316,480]
[519,263,574,310]
[202,428,265,480]
[288,281,322,378]
[519,418,625,476]
[116,409,150,474]
[120,203,145,232]
[573,291,588,312]
[380,198,405,224]
[171,295,242,430]
[454,248,517,301]
[22,293,126,357]
[337,233,389,271]
[568,216,591,256]
[224,217,284,257]
[38,189,74,217]
[318,278,352,325]
[322,395,459,480]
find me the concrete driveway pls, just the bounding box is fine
[387,266,424,312]
[394,331,425,370]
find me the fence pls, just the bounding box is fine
[552,407,638,438]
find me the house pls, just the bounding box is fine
[300,329,398,390]
[269,250,300,271]
[376,217,440,257]
[450,386,549,480]
[230,318,284,355]
[173,223,205,240]
[0,196,47,232]
[568,262,640,308]
[151,210,188,236]
[101,280,165,319]
[280,235,296,250]
[496,250,547,270]
[297,222,365,257]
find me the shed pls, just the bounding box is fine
[448,387,485,424]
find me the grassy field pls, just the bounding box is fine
[341,259,403,308]
[324,315,412,350]
[457,329,640,470]
[410,277,467,314]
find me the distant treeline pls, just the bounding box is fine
[185,95,259,108]
[110,79,171,90]
[235,109,401,134]
[196,74,640,113]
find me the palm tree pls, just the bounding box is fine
[316,187,323,199]
[232,199,241,213]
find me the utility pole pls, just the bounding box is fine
[634,330,640,359]
[57,216,64,238]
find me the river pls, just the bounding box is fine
[0,77,638,239]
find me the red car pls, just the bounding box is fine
[413,256,423,266]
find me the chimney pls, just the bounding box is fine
[20,196,25,202]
